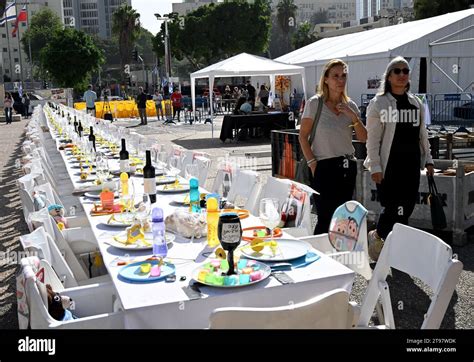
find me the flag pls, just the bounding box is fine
[0,1,16,25]
[12,4,27,38]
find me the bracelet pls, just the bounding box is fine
[306,158,316,166]
[349,121,361,128]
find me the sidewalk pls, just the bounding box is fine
[0,118,30,330]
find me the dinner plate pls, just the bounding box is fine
[84,190,119,200]
[106,232,175,251]
[103,212,135,227]
[157,183,190,193]
[119,259,175,283]
[155,176,177,185]
[240,239,310,262]
[171,194,190,205]
[192,259,271,288]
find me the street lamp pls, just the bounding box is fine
[154,14,171,93]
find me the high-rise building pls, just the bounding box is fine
[0,0,64,82]
[356,0,413,19]
[172,0,221,16]
[63,0,131,39]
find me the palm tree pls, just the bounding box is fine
[112,4,141,82]
[276,0,298,52]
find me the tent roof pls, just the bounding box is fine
[191,52,305,79]
[276,9,474,65]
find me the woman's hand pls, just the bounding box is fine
[426,164,435,177]
[310,162,317,176]
[336,102,357,119]
[371,172,383,184]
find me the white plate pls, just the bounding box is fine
[157,183,190,193]
[155,176,177,185]
[171,194,190,205]
[105,212,135,228]
[241,239,310,262]
[84,190,118,200]
[106,232,175,251]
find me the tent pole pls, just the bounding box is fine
[209,75,214,138]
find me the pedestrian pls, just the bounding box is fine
[136,86,148,125]
[257,84,269,108]
[153,90,164,121]
[4,92,13,124]
[223,85,232,113]
[365,56,434,261]
[22,93,30,118]
[83,85,97,117]
[246,80,256,105]
[299,59,367,234]
[171,89,183,122]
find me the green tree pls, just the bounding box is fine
[112,4,141,80]
[277,0,298,52]
[21,8,63,74]
[40,28,104,88]
[153,0,271,70]
[292,22,317,50]
[414,0,471,19]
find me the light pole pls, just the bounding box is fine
[155,14,171,94]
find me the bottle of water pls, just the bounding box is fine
[151,207,167,257]
[189,177,201,213]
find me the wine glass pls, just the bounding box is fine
[185,164,199,181]
[217,213,242,275]
[157,152,168,173]
[119,179,135,221]
[168,155,181,184]
[95,152,110,184]
[259,198,281,241]
[133,193,151,227]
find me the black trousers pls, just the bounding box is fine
[311,156,357,234]
[376,154,420,239]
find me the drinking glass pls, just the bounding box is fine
[259,198,281,241]
[133,193,151,227]
[95,152,110,184]
[217,213,242,275]
[168,155,181,183]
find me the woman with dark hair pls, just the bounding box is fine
[364,56,434,261]
[4,92,13,124]
[299,59,367,234]
[257,85,269,108]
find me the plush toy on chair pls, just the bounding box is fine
[48,204,68,230]
[46,284,76,321]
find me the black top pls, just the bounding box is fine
[136,93,148,108]
[389,92,420,156]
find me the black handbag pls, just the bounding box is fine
[295,96,323,185]
[427,175,447,230]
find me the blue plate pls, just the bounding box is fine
[118,259,175,283]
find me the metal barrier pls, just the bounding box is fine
[432,93,473,125]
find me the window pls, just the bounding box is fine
[2,34,5,38]
[3,48,7,52]
[5,69,9,73]
[14,58,19,62]
[14,48,18,52]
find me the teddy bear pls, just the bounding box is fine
[48,204,68,229]
[46,284,75,321]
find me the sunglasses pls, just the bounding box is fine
[392,68,410,75]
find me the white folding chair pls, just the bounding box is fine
[209,289,357,329]
[193,155,212,187]
[358,223,463,329]
[226,169,261,211]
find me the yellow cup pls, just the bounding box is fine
[140,263,151,274]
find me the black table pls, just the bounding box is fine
[219,112,294,142]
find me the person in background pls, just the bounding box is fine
[257,84,269,108]
[223,85,232,113]
[153,90,164,121]
[233,96,247,115]
[136,86,148,125]
[22,93,30,118]
[171,89,183,122]
[4,92,13,124]
[299,59,367,235]
[246,80,256,105]
[83,85,97,117]
[365,56,434,261]
[239,99,252,114]
[232,86,241,100]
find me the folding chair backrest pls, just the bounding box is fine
[194,156,212,187]
[211,161,239,196]
[226,169,259,207]
[209,289,355,329]
[358,223,463,329]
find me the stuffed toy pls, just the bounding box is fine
[48,204,68,229]
[46,284,76,321]
[32,191,47,211]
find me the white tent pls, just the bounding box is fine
[276,9,474,105]
[190,53,307,136]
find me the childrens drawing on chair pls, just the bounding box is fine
[328,203,367,252]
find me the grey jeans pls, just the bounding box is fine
[138,108,147,124]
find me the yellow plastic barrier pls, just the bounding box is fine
[74,100,163,119]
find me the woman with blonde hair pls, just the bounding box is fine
[299,59,367,234]
[364,56,434,261]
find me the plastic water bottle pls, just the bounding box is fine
[206,196,220,247]
[151,207,167,257]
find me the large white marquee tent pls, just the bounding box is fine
[276,9,474,105]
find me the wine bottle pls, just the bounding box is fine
[73,116,78,133]
[88,126,96,151]
[119,138,130,173]
[77,120,83,137]
[143,150,157,203]
[67,113,71,125]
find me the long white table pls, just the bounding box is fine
[50,115,355,328]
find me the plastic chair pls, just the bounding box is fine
[226,169,261,211]
[210,160,239,196]
[194,155,212,187]
[209,289,358,329]
[358,223,463,329]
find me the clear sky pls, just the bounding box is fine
[132,0,182,35]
